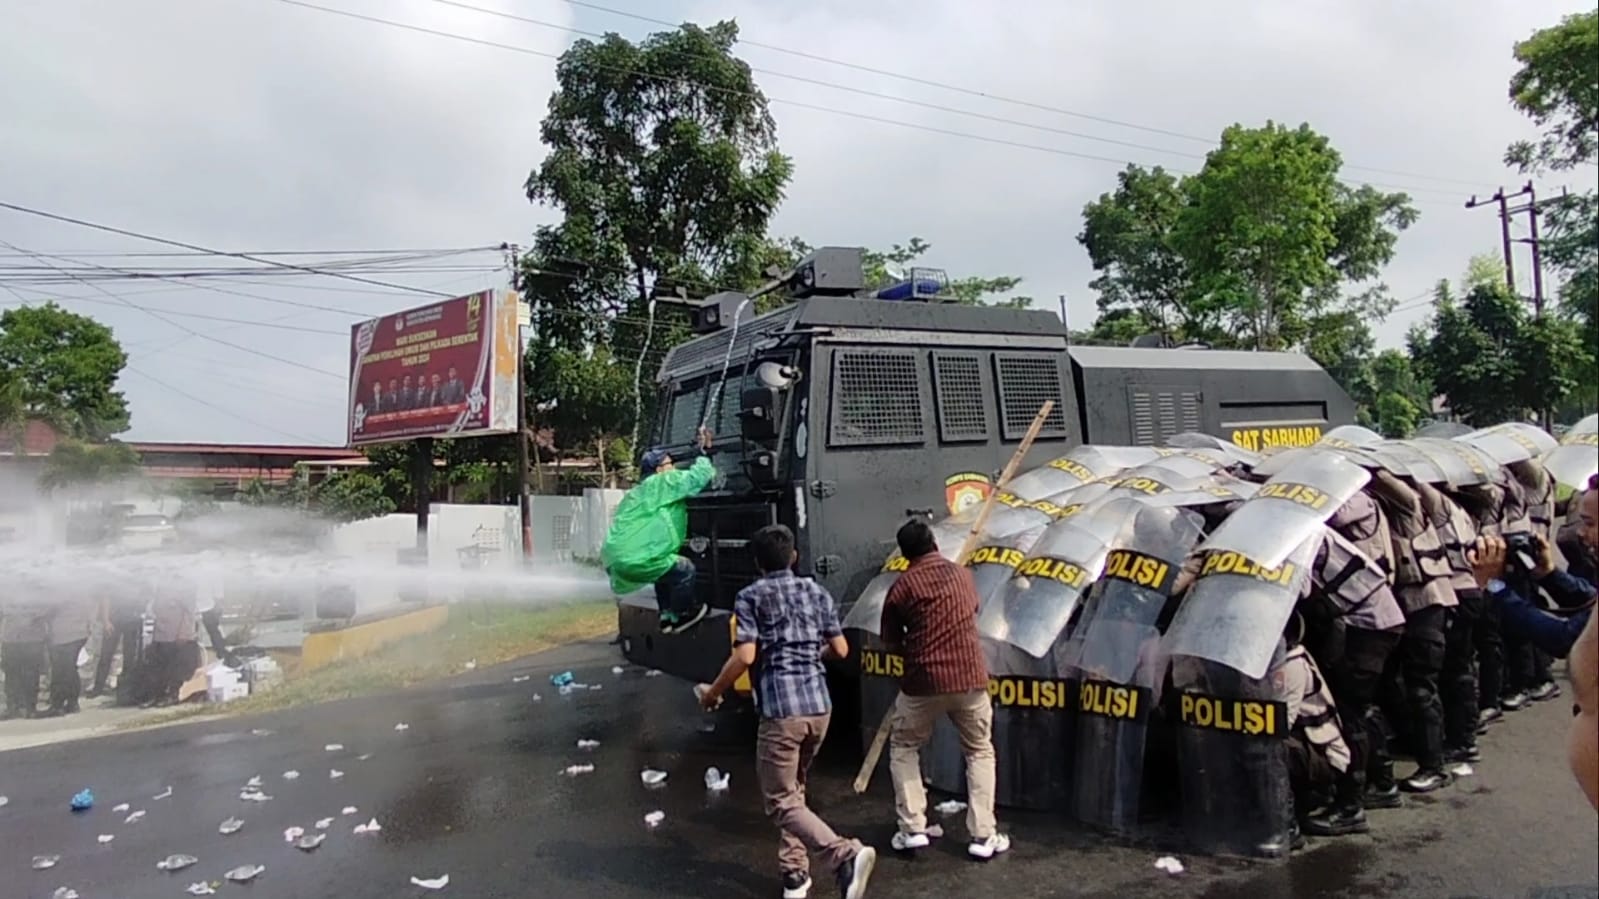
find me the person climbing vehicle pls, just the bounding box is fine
[601,426,718,634]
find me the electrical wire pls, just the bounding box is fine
[700,298,752,432]
[0,283,350,335]
[627,297,659,456]
[433,0,1474,199]
[122,364,326,444]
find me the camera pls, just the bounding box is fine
[1503,533,1539,574]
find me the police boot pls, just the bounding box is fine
[1399,767,1452,793]
[1363,761,1402,810]
[1306,776,1370,837]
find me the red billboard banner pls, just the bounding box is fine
[347,290,520,447]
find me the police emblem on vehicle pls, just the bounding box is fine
[688,536,710,554]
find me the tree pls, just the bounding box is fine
[1409,276,1585,426]
[1505,11,1598,417]
[1368,349,1431,437]
[240,467,395,525]
[0,303,130,440]
[36,439,141,493]
[1078,165,1196,340]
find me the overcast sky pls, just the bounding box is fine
[0,0,1585,446]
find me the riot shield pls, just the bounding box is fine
[1412,437,1498,486]
[1373,440,1449,484]
[987,633,1076,812]
[1070,504,1204,837]
[1415,420,1472,439]
[967,528,1041,609]
[1456,422,1558,465]
[841,518,970,633]
[978,506,1130,658]
[1169,650,1294,858]
[1199,451,1370,570]
[1318,424,1384,450]
[1400,438,1483,487]
[1147,472,1261,509]
[1006,445,1160,499]
[1161,537,1318,681]
[1164,431,1262,466]
[1543,413,1598,489]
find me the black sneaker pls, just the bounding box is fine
[1363,785,1403,810]
[781,870,812,899]
[1501,692,1529,712]
[1400,769,1452,793]
[1304,804,1369,837]
[837,847,876,899]
[658,611,680,634]
[675,603,710,633]
[1528,681,1561,702]
[1444,745,1481,764]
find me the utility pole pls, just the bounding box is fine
[1506,181,1550,317]
[1057,293,1069,331]
[1465,184,1532,293]
[506,242,534,565]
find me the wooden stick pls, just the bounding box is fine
[852,400,1056,794]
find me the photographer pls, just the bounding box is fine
[1467,486,1596,659]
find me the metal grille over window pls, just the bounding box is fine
[551,515,572,552]
[994,354,1068,439]
[829,351,925,446]
[1130,389,1202,445]
[711,371,750,438]
[932,353,988,442]
[665,385,705,446]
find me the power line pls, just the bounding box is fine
[0,201,459,297]
[123,364,327,444]
[472,0,1497,193]
[0,284,350,335]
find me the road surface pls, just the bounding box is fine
[2,638,1593,899]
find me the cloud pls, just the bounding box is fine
[0,0,1586,444]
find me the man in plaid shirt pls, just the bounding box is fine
[699,524,876,899]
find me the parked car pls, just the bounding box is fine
[118,513,176,550]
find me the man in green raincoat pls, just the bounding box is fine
[602,426,717,634]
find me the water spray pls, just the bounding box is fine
[627,297,659,464]
[700,297,752,433]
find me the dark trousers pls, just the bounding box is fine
[653,556,698,618]
[2,641,46,714]
[1441,592,1481,749]
[1327,628,1401,800]
[1475,598,1505,712]
[1286,733,1337,813]
[141,640,200,703]
[1502,572,1554,696]
[48,639,87,711]
[94,618,144,699]
[1381,605,1448,772]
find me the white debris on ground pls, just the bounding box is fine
[282,770,300,780]
[576,739,600,750]
[353,818,382,835]
[219,817,244,835]
[611,666,624,675]
[463,660,477,671]
[531,693,542,702]
[51,888,79,899]
[152,786,173,800]
[239,789,272,802]
[186,882,218,895]
[645,669,662,678]
[249,729,273,737]
[394,723,410,732]
[316,817,334,830]
[97,834,115,844]
[704,767,730,792]
[644,810,665,828]
[224,864,264,883]
[246,776,263,788]
[111,802,129,813]
[157,854,199,872]
[640,769,667,786]
[325,743,345,752]
[410,874,450,890]
[933,800,967,815]
[295,833,326,852]
[1154,856,1185,875]
[330,769,345,780]
[357,753,374,761]
[32,855,60,870]
[125,809,146,823]
[512,675,531,683]
[283,826,305,843]
[342,806,359,816]
[564,764,595,777]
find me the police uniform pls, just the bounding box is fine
[1274,643,1353,828]
[1426,481,1485,762]
[1,597,49,718]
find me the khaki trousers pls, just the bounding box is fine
[888,689,998,839]
[756,713,862,876]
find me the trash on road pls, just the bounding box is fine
[316,817,334,830]
[342,806,358,816]
[1452,762,1475,777]
[644,810,665,828]
[283,826,305,843]
[97,834,114,844]
[395,722,410,732]
[576,739,600,750]
[354,818,382,835]
[550,671,574,687]
[640,769,667,787]
[224,864,264,883]
[330,769,345,780]
[645,669,662,678]
[33,855,61,870]
[1154,856,1185,875]
[51,888,79,899]
[511,675,530,683]
[239,789,272,802]
[933,800,967,815]
[0,795,6,808]
[611,666,624,675]
[463,659,477,670]
[410,874,450,890]
[250,728,273,736]
[704,767,730,791]
[295,833,326,852]
[531,693,542,702]
[282,771,300,780]
[70,789,94,811]
[186,882,217,895]
[357,753,374,761]
[153,786,173,800]
[219,817,244,835]
[246,776,263,788]
[157,853,199,872]
[111,802,129,813]
[588,684,604,691]
[325,744,345,752]
[564,764,595,776]
[125,809,146,824]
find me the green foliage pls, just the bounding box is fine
[0,302,131,440]
[1368,349,1432,437]
[239,467,395,525]
[36,438,141,493]
[1078,123,1417,354]
[1410,280,1586,426]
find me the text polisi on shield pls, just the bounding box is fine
[1077,679,1149,721]
[1254,480,1332,511]
[1016,556,1092,589]
[1198,550,1298,588]
[1177,691,1285,737]
[987,675,1072,710]
[1102,549,1175,594]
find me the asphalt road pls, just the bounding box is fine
[2,638,1594,899]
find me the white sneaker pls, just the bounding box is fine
[968,833,1011,859]
[890,831,930,851]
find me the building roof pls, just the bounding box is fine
[142,465,298,482]
[1067,344,1325,372]
[128,442,365,460]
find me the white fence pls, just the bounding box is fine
[327,490,623,568]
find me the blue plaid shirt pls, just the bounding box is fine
[733,570,842,720]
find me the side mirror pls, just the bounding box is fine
[740,386,781,441]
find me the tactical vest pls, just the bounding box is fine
[1281,645,1352,774]
[1511,460,1555,540]
[1454,482,1504,538]
[1310,526,1406,633]
[1496,468,1532,537]
[1326,490,1395,583]
[1414,480,1478,593]
[1365,469,1456,614]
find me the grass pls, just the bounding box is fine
[137,599,614,724]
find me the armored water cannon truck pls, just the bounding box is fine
[616,246,1357,691]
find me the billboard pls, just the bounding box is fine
[347,289,521,447]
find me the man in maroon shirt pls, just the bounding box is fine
[879,519,1011,860]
